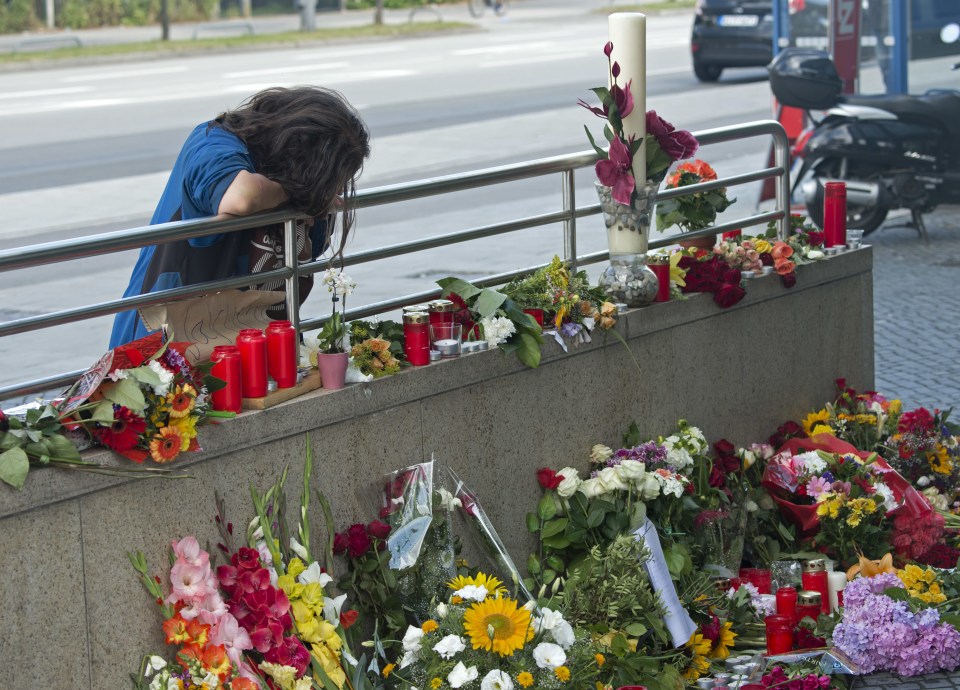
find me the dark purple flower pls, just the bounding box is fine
[596,136,635,206]
[604,41,614,57]
[611,80,634,119]
[646,110,699,161]
[611,61,621,79]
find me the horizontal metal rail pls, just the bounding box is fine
[0,119,790,401]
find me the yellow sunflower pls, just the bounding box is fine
[802,409,831,435]
[447,572,507,596]
[462,596,534,656]
[683,632,712,680]
[708,621,737,659]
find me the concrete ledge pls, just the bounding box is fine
[0,247,874,689]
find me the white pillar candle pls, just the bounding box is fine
[827,570,847,612]
[608,13,647,188]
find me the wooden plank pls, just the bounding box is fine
[241,369,323,410]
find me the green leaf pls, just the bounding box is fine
[586,506,606,528]
[526,554,542,575]
[542,534,571,550]
[542,569,556,584]
[525,512,540,533]
[540,517,568,539]
[90,400,118,424]
[0,446,30,490]
[623,421,642,448]
[624,622,648,637]
[473,289,507,319]
[126,366,162,388]
[102,378,147,412]
[437,277,481,302]
[537,495,557,521]
[46,433,81,461]
[942,613,960,632]
[514,331,542,369]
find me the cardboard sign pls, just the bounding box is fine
[139,289,284,364]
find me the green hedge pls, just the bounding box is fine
[0,0,218,32]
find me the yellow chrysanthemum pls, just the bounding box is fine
[517,672,534,688]
[381,663,395,678]
[554,666,571,682]
[683,632,712,680]
[802,409,831,435]
[447,573,507,596]
[708,621,737,659]
[422,619,439,634]
[462,595,534,656]
[816,493,844,520]
[595,653,606,667]
[431,678,442,689]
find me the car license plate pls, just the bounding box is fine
[717,14,760,27]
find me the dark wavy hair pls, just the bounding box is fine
[215,86,371,256]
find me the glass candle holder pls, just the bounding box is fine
[236,328,268,398]
[739,567,772,594]
[802,558,831,615]
[764,614,794,655]
[403,311,431,366]
[210,345,243,413]
[823,181,847,247]
[771,559,802,593]
[430,323,462,358]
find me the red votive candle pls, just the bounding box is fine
[210,345,243,413]
[428,299,456,333]
[403,311,431,367]
[647,253,671,302]
[765,614,794,655]
[523,308,545,327]
[802,559,831,615]
[823,181,847,247]
[236,328,268,398]
[776,585,798,624]
[796,590,823,623]
[740,567,772,594]
[266,320,297,389]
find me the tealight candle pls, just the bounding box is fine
[476,340,489,351]
[434,339,460,357]
[429,350,441,362]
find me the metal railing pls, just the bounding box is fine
[0,119,790,401]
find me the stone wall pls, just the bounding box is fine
[0,248,874,690]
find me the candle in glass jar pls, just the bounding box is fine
[775,585,797,624]
[403,312,431,366]
[210,345,243,413]
[796,590,822,623]
[266,320,297,389]
[236,328,268,398]
[647,253,671,302]
[427,299,456,331]
[764,615,793,655]
[802,559,831,615]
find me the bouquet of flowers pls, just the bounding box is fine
[501,256,617,350]
[656,160,735,234]
[130,442,367,690]
[675,250,747,308]
[579,41,698,206]
[438,277,544,368]
[801,379,903,454]
[350,338,401,378]
[384,573,598,690]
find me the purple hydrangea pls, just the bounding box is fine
[833,574,960,675]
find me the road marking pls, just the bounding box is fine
[223,62,350,79]
[453,40,558,56]
[61,66,190,83]
[294,45,407,60]
[0,86,91,100]
[480,51,591,68]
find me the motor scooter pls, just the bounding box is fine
[769,46,960,240]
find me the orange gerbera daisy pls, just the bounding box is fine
[166,384,197,419]
[149,426,184,463]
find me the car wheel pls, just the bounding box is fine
[693,63,723,82]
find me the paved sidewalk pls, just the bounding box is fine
[870,208,960,414]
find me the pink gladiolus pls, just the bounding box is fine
[171,536,209,567]
[167,561,214,603]
[249,619,285,654]
[211,613,253,669]
[264,636,312,676]
[596,136,636,206]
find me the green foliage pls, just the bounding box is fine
[0,404,82,489]
[349,318,407,364]
[656,170,736,234]
[0,0,37,32]
[317,311,347,354]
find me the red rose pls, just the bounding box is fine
[781,272,797,288]
[340,609,360,629]
[714,282,746,308]
[346,523,372,558]
[708,465,727,488]
[713,439,736,458]
[536,467,563,490]
[807,230,825,246]
[367,520,391,540]
[760,252,774,266]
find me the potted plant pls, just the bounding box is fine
[315,268,355,390]
[655,159,736,249]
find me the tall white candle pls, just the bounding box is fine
[608,13,647,189]
[827,571,846,612]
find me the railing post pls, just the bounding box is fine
[773,124,791,240]
[562,169,577,275]
[283,219,301,339]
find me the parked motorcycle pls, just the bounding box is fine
[768,47,960,239]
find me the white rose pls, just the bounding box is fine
[590,444,613,465]
[454,584,488,602]
[639,474,661,501]
[480,670,514,690]
[923,487,949,511]
[436,603,449,619]
[144,656,166,677]
[433,634,466,660]
[555,468,582,498]
[616,459,646,481]
[532,642,566,669]
[807,249,825,260]
[578,477,605,498]
[917,475,932,487]
[448,662,479,689]
[402,625,424,653]
[597,466,628,493]
[550,619,575,649]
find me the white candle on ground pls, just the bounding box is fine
[827,571,846,612]
[434,338,460,357]
[608,13,647,188]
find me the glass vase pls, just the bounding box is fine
[699,486,750,579]
[597,253,659,308]
[595,179,658,256]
